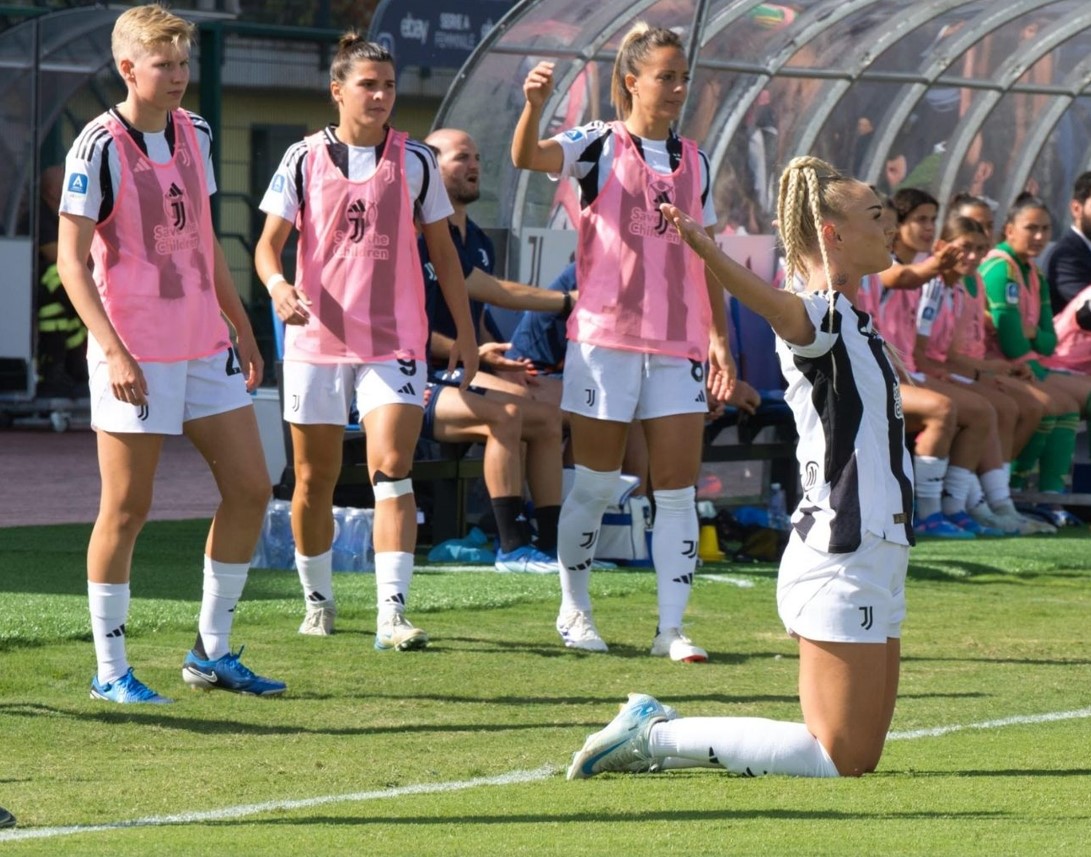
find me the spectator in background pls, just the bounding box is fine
[1045,171,1091,316]
[980,193,1091,526]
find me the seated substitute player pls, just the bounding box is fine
[56,4,284,702]
[568,158,914,780]
[419,128,568,570]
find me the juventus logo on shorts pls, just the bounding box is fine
[137,404,149,422]
[859,605,874,631]
[584,388,596,407]
[291,394,300,412]
[803,461,819,490]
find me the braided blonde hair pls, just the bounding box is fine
[776,156,854,294]
[777,157,911,382]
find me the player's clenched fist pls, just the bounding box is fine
[522,61,555,107]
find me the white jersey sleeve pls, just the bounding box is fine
[785,291,839,358]
[407,139,454,225]
[258,141,307,224]
[60,110,216,222]
[550,120,612,181]
[60,116,111,221]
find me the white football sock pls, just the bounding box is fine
[913,455,947,519]
[940,465,974,516]
[557,465,619,615]
[966,474,987,511]
[89,581,130,685]
[651,486,698,632]
[375,551,414,620]
[199,557,249,661]
[980,467,1013,508]
[648,717,839,777]
[296,549,334,607]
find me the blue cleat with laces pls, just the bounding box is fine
[90,668,173,704]
[913,511,975,539]
[182,647,286,696]
[567,693,671,780]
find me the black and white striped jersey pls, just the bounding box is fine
[258,126,452,227]
[776,290,915,553]
[60,109,215,224]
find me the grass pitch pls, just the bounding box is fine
[1,521,1090,855]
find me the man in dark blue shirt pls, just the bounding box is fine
[416,129,570,571]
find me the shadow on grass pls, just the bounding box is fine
[903,655,1091,666]
[905,560,1085,582]
[239,808,1014,826]
[0,702,605,737]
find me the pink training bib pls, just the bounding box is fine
[920,280,963,364]
[955,273,988,361]
[287,128,427,363]
[878,285,920,373]
[983,247,1040,362]
[90,110,228,361]
[571,122,711,360]
[1043,282,1091,374]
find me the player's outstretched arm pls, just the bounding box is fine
[661,203,814,347]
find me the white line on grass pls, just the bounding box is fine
[887,706,1091,741]
[6,709,1091,844]
[701,574,756,588]
[0,766,557,844]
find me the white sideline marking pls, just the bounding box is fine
[887,706,1091,741]
[701,574,756,588]
[6,708,1091,843]
[0,766,557,844]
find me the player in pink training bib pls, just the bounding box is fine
[512,23,734,662]
[255,34,478,648]
[56,5,283,704]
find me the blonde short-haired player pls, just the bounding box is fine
[57,4,284,703]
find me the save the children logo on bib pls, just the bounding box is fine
[628,179,679,242]
[334,198,390,259]
[154,183,200,254]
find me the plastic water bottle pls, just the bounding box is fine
[260,499,295,570]
[767,483,790,532]
[333,507,374,572]
[331,506,350,571]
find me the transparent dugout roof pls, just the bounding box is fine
[436,0,1091,238]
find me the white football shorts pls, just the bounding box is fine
[281,358,426,425]
[776,530,908,643]
[560,341,708,422]
[89,347,252,434]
